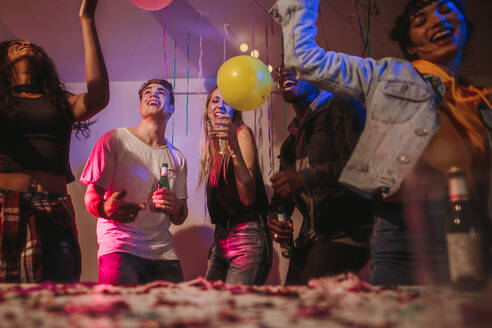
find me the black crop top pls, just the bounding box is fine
[206,155,269,226]
[0,96,75,182]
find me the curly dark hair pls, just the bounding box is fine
[390,0,474,60]
[138,78,175,106]
[0,40,93,138]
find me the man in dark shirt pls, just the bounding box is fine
[269,67,374,285]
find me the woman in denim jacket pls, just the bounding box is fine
[272,0,492,285]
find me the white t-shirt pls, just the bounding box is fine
[80,128,188,260]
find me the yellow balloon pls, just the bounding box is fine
[217,55,272,111]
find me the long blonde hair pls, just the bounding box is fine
[198,88,244,186]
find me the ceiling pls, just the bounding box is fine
[1,0,490,83]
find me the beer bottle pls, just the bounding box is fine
[446,166,485,291]
[158,163,170,190]
[277,205,294,259]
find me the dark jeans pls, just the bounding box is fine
[206,221,270,285]
[98,252,184,285]
[367,201,449,286]
[285,238,370,285]
[38,213,81,283]
[0,189,80,283]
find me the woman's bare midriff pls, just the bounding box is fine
[0,171,67,194]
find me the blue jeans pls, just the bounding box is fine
[206,220,269,285]
[39,207,81,283]
[367,201,449,285]
[98,252,184,285]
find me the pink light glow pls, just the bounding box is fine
[130,0,174,11]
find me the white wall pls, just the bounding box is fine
[67,78,298,284]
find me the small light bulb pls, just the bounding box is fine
[250,49,259,58]
[239,43,249,53]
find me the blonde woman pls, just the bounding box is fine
[199,87,270,285]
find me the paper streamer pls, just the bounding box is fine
[283,98,287,130]
[355,0,365,55]
[318,7,330,50]
[281,33,286,128]
[353,0,369,57]
[267,95,273,175]
[251,3,255,54]
[172,40,177,144]
[265,24,272,174]
[280,32,284,65]
[162,8,169,79]
[223,24,229,63]
[365,0,371,57]
[186,33,190,136]
[198,12,204,107]
[173,40,177,88]
[252,2,256,135]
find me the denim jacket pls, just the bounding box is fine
[270,0,452,199]
[272,0,492,217]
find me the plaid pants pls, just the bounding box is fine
[0,189,78,282]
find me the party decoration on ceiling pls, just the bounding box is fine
[162,8,169,78]
[251,3,257,134]
[185,33,191,135]
[349,0,380,56]
[217,56,272,111]
[223,24,230,63]
[265,24,273,175]
[130,0,173,11]
[198,12,204,107]
[172,40,177,144]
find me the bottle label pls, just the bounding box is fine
[278,212,287,222]
[446,233,484,282]
[160,166,168,177]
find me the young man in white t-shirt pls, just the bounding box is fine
[80,79,188,284]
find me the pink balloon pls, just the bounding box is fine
[130,0,174,11]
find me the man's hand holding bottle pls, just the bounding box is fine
[268,207,295,258]
[152,188,181,217]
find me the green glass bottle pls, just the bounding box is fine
[158,163,170,189]
[277,205,294,259]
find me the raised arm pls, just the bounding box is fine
[69,0,110,122]
[272,0,394,103]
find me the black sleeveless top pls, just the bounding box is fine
[0,96,75,182]
[206,155,269,226]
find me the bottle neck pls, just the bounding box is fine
[448,175,469,202]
